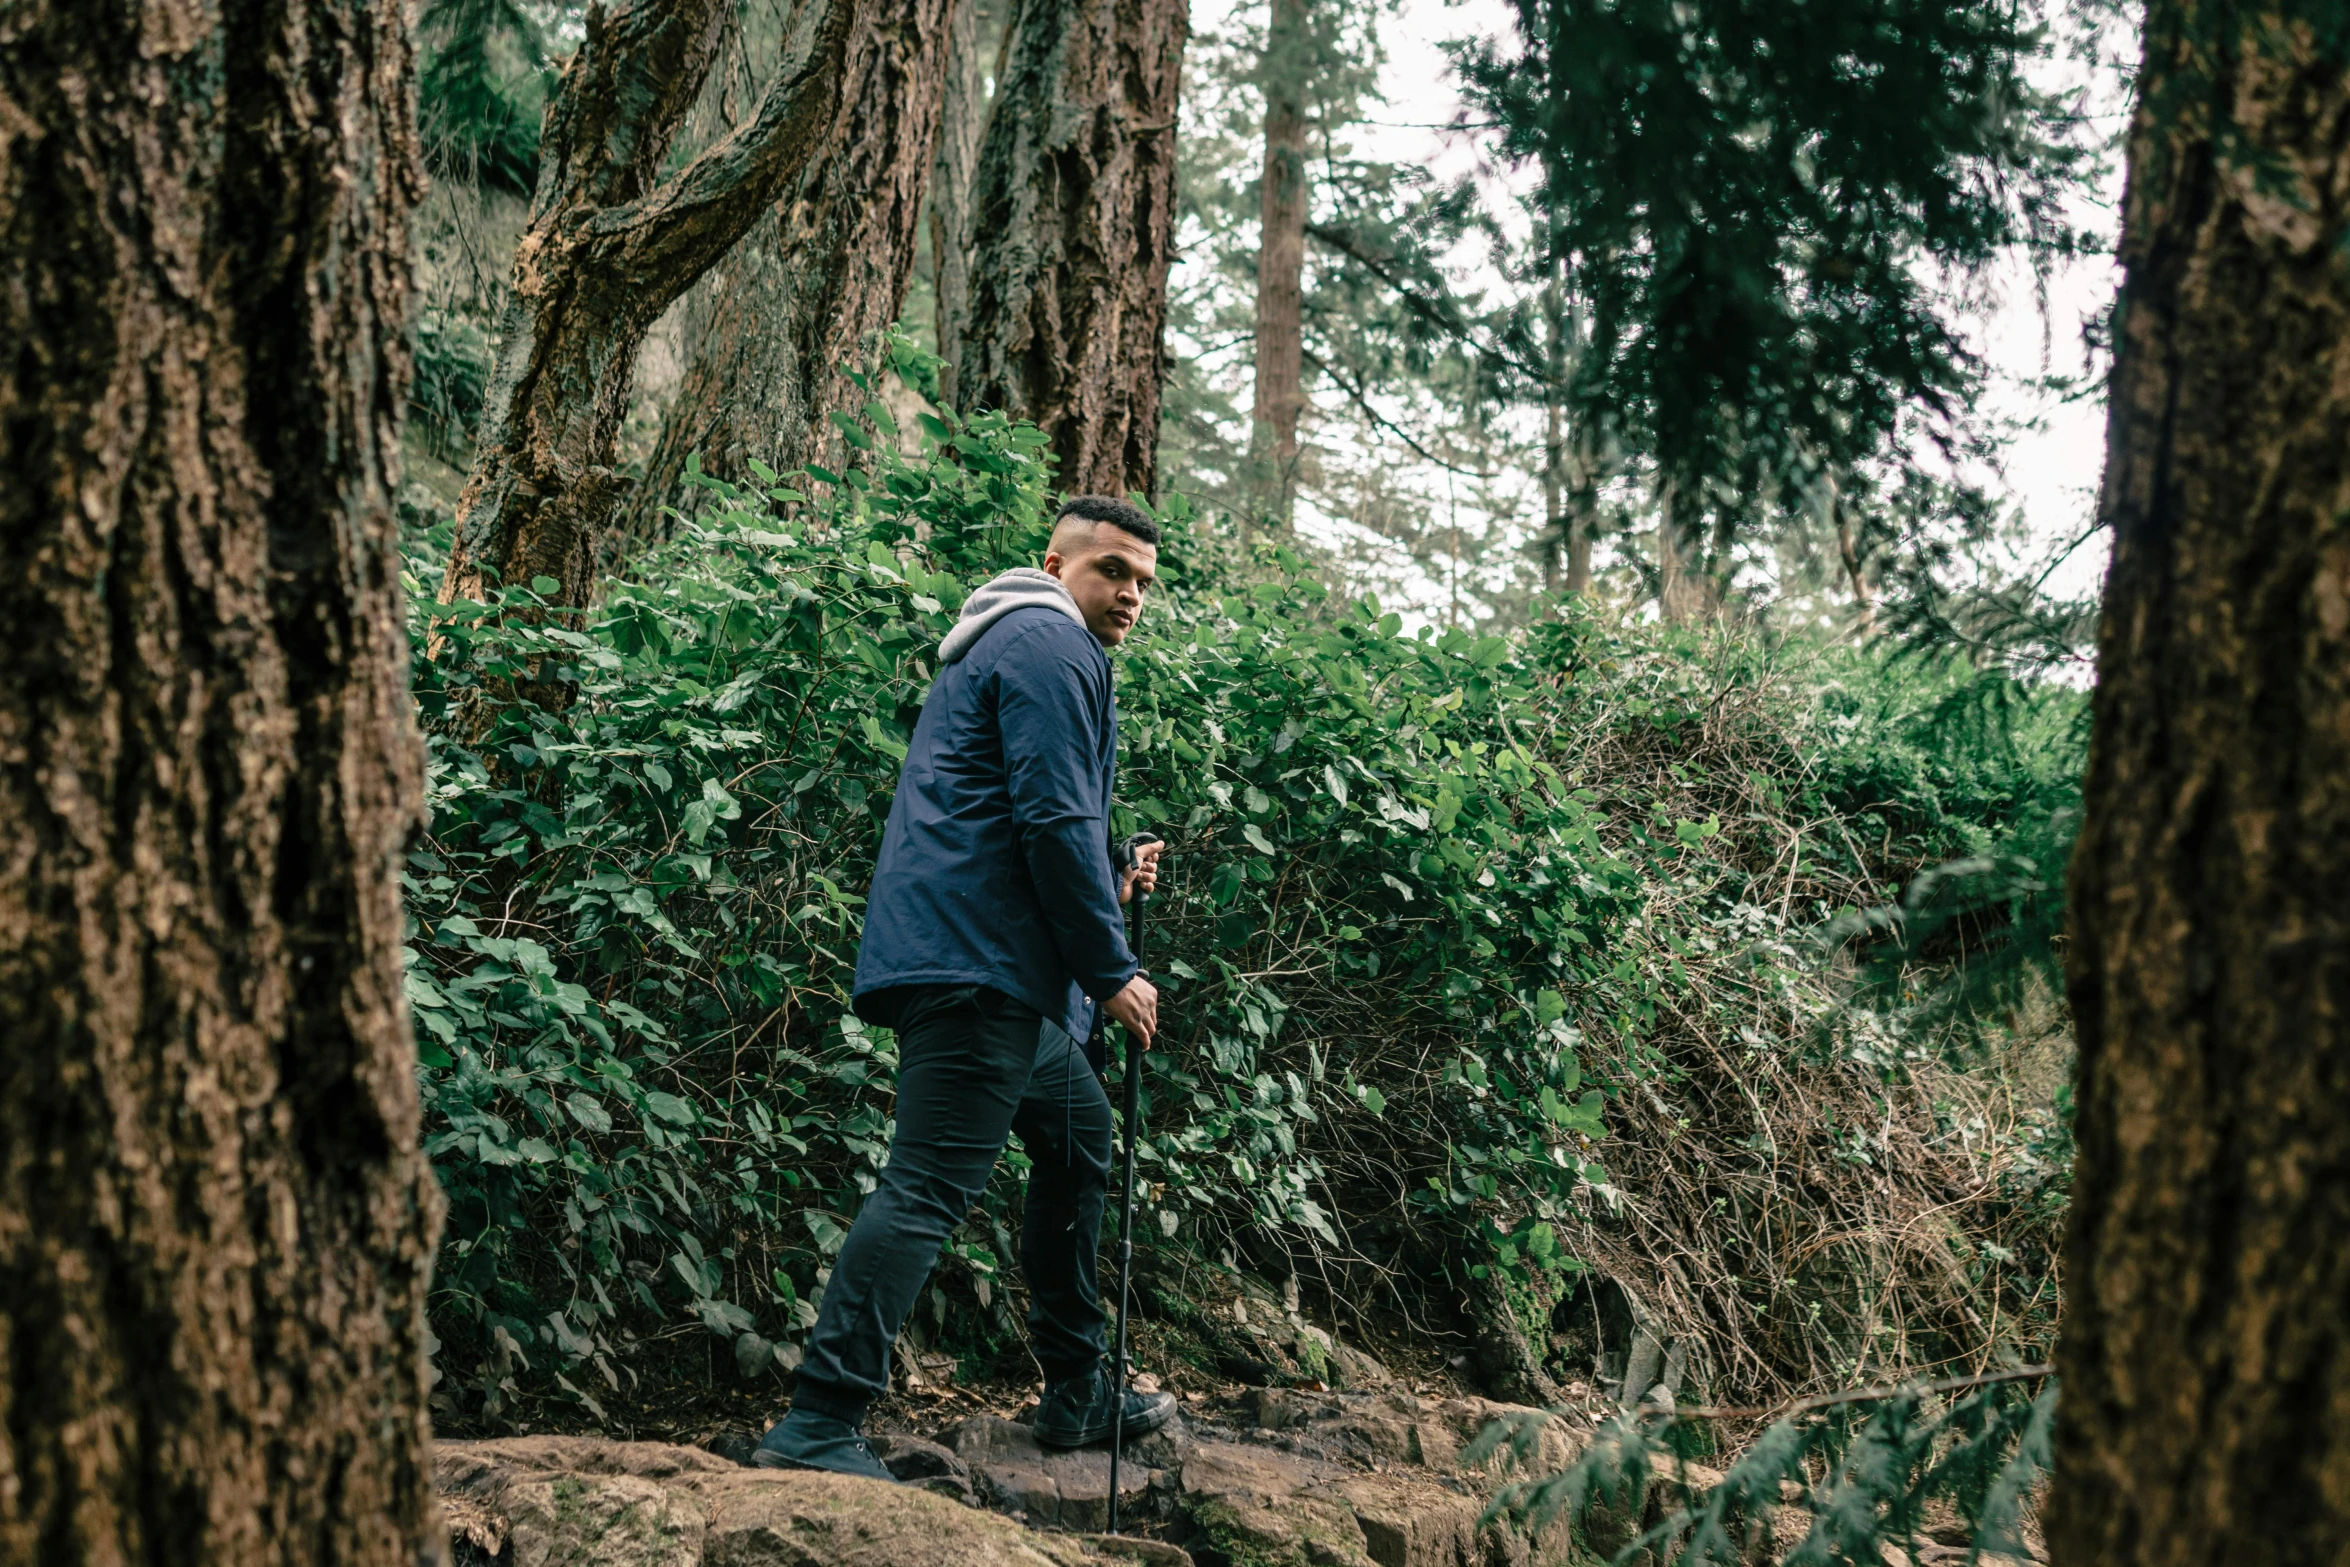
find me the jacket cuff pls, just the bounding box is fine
[1082,958,1140,1002]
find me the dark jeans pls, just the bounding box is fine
[792,984,1113,1420]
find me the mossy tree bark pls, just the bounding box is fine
[955,0,1187,500]
[2053,5,2350,1560]
[440,0,880,610]
[616,0,956,552]
[0,3,440,1564]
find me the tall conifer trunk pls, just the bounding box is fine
[955,0,1187,498]
[1563,443,1596,595]
[1655,490,1704,623]
[2052,6,2350,1559]
[1542,380,1567,596]
[1249,0,1310,527]
[930,0,994,409]
[617,0,956,549]
[1539,272,1598,595]
[0,4,440,1564]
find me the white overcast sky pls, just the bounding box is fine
[1182,0,2128,607]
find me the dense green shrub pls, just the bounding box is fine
[402,347,2078,1424]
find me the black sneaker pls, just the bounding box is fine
[749,1408,899,1482]
[1030,1366,1178,1450]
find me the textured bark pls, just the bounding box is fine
[929,0,992,408]
[1249,0,1310,528]
[955,0,1187,498]
[0,3,439,1565]
[1563,468,1595,596]
[1558,284,1598,597]
[440,0,874,610]
[2050,8,2350,1563]
[618,0,955,551]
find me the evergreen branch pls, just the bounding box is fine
[1305,220,1555,387]
[1301,346,1501,478]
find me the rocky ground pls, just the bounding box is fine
[431,1259,2051,1567]
[436,1364,1775,1567]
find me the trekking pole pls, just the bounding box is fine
[1107,831,1160,1535]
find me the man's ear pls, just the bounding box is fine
[1042,551,1068,580]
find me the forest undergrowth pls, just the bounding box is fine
[399,347,2079,1441]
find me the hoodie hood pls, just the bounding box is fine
[938,567,1090,664]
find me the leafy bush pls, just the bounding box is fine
[403,345,2077,1426]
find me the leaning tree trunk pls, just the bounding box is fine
[0,4,439,1565]
[440,0,879,611]
[956,0,1187,499]
[2051,6,2350,1562]
[1249,0,1310,529]
[616,0,956,551]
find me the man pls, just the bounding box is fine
[752,496,1179,1479]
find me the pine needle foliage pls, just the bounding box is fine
[1470,1371,2056,1565]
[1456,0,2098,553]
[1808,659,2085,1042]
[418,0,553,197]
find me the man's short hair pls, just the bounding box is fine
[1055,494,1160,546]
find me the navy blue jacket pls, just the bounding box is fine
[851,606,1136,1039]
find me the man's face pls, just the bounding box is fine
[1044,522,1158,647]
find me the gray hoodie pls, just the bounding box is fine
[938,567,1089,664]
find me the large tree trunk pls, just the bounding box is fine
[440,0,879,610]
[2051,7,2350,1561]
[929,0,994,408]
[955,0,1187,499]
[1249,0,1310,529]
[0,4,439,1565]
[616,0,956,552]
[1539,273,1598,597]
